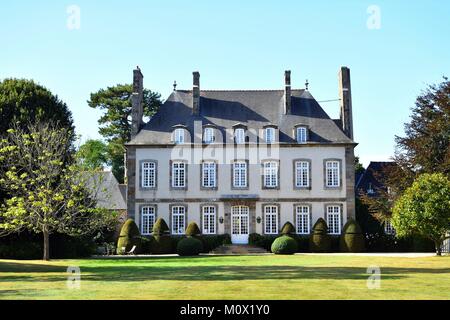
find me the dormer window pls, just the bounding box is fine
[234,128,245,144]
[264,127,276,144]
[296,126,308,143]
[203,127,215,144]
[173,128,185,144]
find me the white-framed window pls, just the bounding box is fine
[141,206,156,235]
[234,128,245,144]
[264,127,276,144]
[172,206,186,235]
[326,205,341,235]
[264,205,278,234]
[295,161,310,188]
[233,161,247,188]
[202,206,216,234]
[367,183,375,195]
[203,127,215,144]
[384,220,395,235]
[295,205,310,234]
[296,127,307,143]
[263,161,278,188]
[142,162,156,188]
[326,160,340,187]
[172,162,186,188]
[173,128,185,144]
[202,162,216,188]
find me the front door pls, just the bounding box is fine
[231,206,249,244]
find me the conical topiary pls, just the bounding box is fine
[185,222,201,237]
[116,219,140,255]
[153,218,170,236]
[309,218,331,252]
[340,219,365,252]
[281,222,296,235]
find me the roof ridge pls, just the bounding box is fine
[176,89,306,93]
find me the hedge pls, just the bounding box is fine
[177,237,204,256]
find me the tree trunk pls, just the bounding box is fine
[435,240,442,256]
[43,228,50,261]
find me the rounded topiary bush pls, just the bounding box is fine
[340,219,365,252]
[281,222,296,235]
[153,218,170,236]
[185,222,201,237]
[176,237,204,256]
[116,219,140,255]
[271,235,298,255]
[309,218,331,253]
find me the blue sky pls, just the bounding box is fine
[1,0,449,166]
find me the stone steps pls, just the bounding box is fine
[210,244,269,255]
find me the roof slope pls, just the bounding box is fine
[87,171,127,210]
[128,89,354,145]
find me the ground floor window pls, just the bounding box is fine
[172,206,186,235]
[264,205,278,234]
[326,205,341,235]
[384,220,395,235]
[295,205,310,234]
[202,206,216,234]
[141,206,156,235]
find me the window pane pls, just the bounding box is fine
[141,206,155,235]
[233,162,247,187]
[235,128,245,144]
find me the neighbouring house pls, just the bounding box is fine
[125,67,357,244]
[356,161,396,235]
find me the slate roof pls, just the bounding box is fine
[356,162,397,197]
[128,89,355,145]
[87,171,127,210]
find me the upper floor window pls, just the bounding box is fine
[264,127,276,144]
[203,127,215,144]
[264,205,278,234]
[174,128,185,144]
[263,161,278,188]
[296,127,308,143]
[295,205,310,234]
[202,162,217,188]
[233,161,247,188]
[202,206,216,234]
[234,128,245,144]
[171,206,186,235]
[326,205,341,235]
[142,161,156,188]
[141,206,156,235]
[172,162,186,188]
[295,161,310,188]
[325,160,340,187]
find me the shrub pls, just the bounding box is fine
[249,233,277,251]
[151,235,174,254]
[153,218,170,236]
[200,235,230,253]
[177,237,204,256]
[309,218,331,252]
[271,235,298,255]
[116,219,140,255]
[340,219,365,252]
[222,233,232,245]
[281,222,296,235]
[185,222,201,237]
[294,235,310,252]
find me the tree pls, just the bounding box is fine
[0,123,116,260]
[76,139,110,170]
[0,79,74,135]
[87,84,162,182]
[355,156,365,175]
[392,173,450,256]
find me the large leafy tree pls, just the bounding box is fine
[76,139,110,170]
[0,123,116,260]
[0,79,74,135]
[87,84,162,182]
[392,173,450,256]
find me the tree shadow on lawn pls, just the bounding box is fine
[1,260,449,283]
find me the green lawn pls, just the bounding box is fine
[0,255,449,300]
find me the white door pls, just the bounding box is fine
[231,206,249,244]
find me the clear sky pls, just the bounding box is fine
[1,1,449,167]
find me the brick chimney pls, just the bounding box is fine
[131,67,144,138]
[192,71,200,116]
[284,70,291,114]
[338,67,354,140]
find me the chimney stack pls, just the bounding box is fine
[284,70,292,114]
[131,67,144,138]
[338,67,354,140]
[193,71,200,116]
